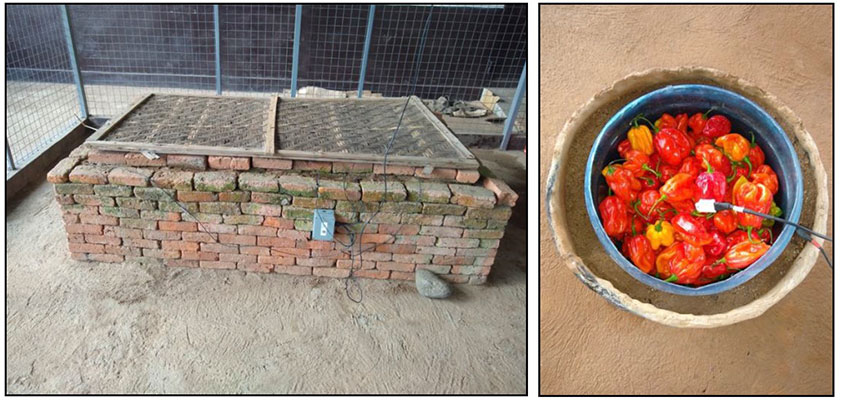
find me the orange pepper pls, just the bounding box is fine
[715,133,751,162]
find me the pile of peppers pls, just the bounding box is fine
[599,111,782,286]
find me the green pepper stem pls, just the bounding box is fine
[641,163,662,179]
[701,156,713,173]
[743,156,752,177]
[746,226,759,244]
[665,274,678,283]
[712,257,727,266]
[702,106,717,120]
[647,194,667,218]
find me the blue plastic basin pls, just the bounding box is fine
[584,84,803,296]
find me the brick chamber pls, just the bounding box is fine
[48,147,519,284]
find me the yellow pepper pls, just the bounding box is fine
[627,125,654,155]
[731,176,749,205]
[645,220,674,250]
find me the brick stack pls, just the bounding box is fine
[47,148,519,284]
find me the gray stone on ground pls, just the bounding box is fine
[415,269,452,299]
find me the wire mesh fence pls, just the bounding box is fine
[5,4,527,175]
[5,5,81,170]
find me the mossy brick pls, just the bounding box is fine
[223,214,263,225]
[157,201,198,213]
[336,200,378,213]
[120,218,158,230]
[218,191,251,202]
[336,222,378,234]
[54,183,94,195]
[466,206,512,221]
[181,212,223,224]
[487,219,509,230]
[404,180,450,203]
[294,219,313,231]
[279,175,318,197]
[239,172,279,192]
[73,194,115,207]
[318,179,361,200]
[359,212,400,224]
[124,152,166,167]
[199,202,241,215]
[334,211,358,224]
[442,215,488,229]
[93,184,132,197]
[422,203,467,216]
[252,157,293,170]
[166,154,207,171]
[332,162,373,174]
[68,164,110,184]
[253,192,293,205]
[56,194,76,205]
[47,157,82,183]
[177,191,217,202]
[209,156,250,170]
[462,229,504,239]
[414,167,457,180]
[284,207,315,220]
[379,201,422,214]
[133,187,177,201]
[108,167,153,187]
[360,179,406,202]
[61,204,99,215]
[436,237,479,248]
[373,164,415,176]
[400,214,443,226]
[151,168,194,191]
[116,197,157,210]
[100,206,140,218]
[291,196,333,209]
[479,239,500,249]
[194,171,237,192]
[293,160,332,172]
[241,202,281,216]
[140,210,181,221]
[449,184,496,209]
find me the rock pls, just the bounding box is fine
[415,269,452,299]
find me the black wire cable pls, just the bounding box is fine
[794,228,833,269]
[713,202,833,242]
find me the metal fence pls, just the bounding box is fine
[5,4,527,174]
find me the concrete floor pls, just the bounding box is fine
[540,5,832,395]
[5,151,527,394]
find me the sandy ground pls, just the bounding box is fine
[5,151,527,394]
[540,5,832,395]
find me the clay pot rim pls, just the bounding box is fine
[545,66,830,328]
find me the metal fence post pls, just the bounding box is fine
[499,62,526,151]
[60,5,88,119]
[6,136,15,170]
[214,5,222,95]
[357,5,376,99]
[290,5,302,98]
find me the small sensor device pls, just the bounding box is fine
[312,209,335,241]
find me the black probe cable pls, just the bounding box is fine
[705,200,833,269]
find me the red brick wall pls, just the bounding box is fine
[48,149,518,284]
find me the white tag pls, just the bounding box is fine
[141,150,160,160]
[732,205,745,213]
[695,198,716,213]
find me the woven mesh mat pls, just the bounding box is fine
[276,98,463,158]
[102,95,267,149]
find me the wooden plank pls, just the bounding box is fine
[265,95,278,154]
[410,95,477,160]
[86,93,153,142]
[86,140,478,169]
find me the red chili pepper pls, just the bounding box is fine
[622,149,652,178]
[688,111,710,134]
[617,139,633,159]
[726,230,750,247]
[638,175,660,191]
[654,128,692,166]
[667,199,695,214]
[675,113,689,134]
[750,164,779,195]
[660,172,697,203]
[656,242,705,284]
[723,241,770,270]
[748,144,765,169]
[755,227,774,245]
[728,165,749,184]
[694,143,732,177]
[671,214,713,246]
[603,164,642,203]
[704,230,729,257]
[695,163,727,202]
[636,189,671,221]
[678,156,702,176]
[712,210,737,234]
[656,113,679,130]
[659,165,678,182]
[701,258,729,279]
[702,114,732,138]
[624,235,657,274]
[599,195,629,238]
[733,181,772,228]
